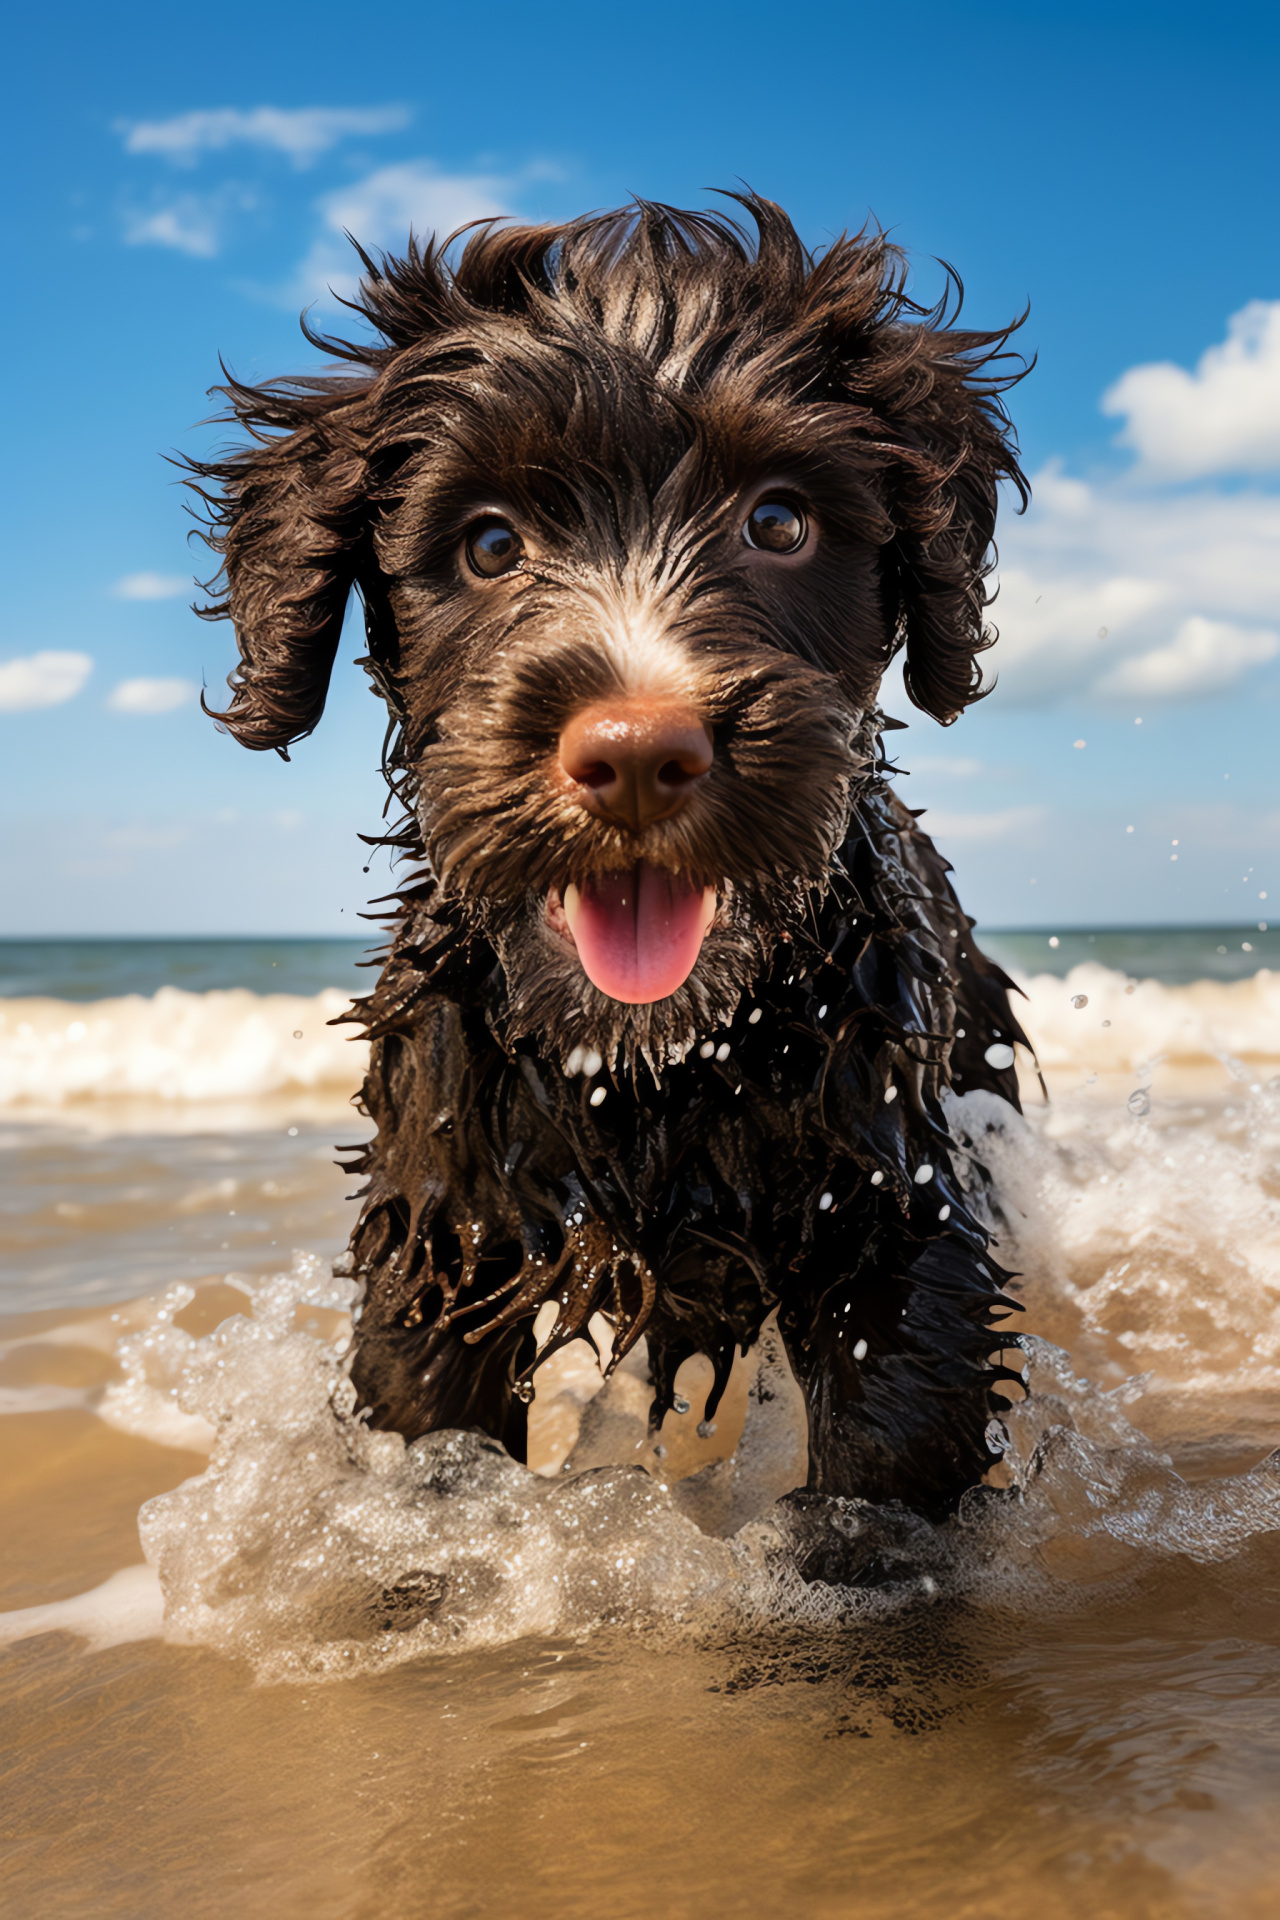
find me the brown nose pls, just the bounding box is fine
[559,699,713,831]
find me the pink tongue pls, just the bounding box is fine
[570,864,713,1004]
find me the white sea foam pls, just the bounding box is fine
[2,965,1276,1115]
[1014,963,1280,1073]
[0,1565,164,1652]
[0,988,368,1108]
[7,964,1280,1680]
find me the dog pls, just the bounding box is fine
[192,194,1032,1523]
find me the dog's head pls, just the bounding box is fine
[195,195,1025,1066]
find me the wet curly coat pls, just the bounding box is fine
[192,195,1033,1521]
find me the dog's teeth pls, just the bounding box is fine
[564,1045,585,1076]
[581,1047,603,1077]
[698,1040,715,1059]
[914,1163,934,1184]
[563,883,582,932]
[714,1042,730,1062]
[870,1170,885,1186]
[883,1084,898,1103]
[747,1008,762,1025]
[589,1086,607,1107]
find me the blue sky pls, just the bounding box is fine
[2,0,1277,935]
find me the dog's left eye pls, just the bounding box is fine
[465,519,525,578]
[743,499,807,554]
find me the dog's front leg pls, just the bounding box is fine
[350,1299,539,1461]
[776,1232,1014,1521]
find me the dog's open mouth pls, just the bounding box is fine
[548,863,717,1004]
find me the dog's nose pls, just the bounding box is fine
[559,700,713,830]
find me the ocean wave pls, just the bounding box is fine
[0,987,368,1107]
[1,964,1278,1110]
[1015,962,1280,1072]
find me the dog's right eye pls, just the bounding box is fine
[465,519,524,579]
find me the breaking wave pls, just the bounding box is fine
[2,965,1277,1112]
[0,988,367,1108]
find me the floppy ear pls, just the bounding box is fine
[882,320,1029,726]
[191,376,370,756]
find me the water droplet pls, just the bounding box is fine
[914,1163,934,1184]
[1048,936,1060,949]
[818,1191,833,1211]
[589,1086,607,1107]
[747,1008,762,1025]
[870,1170,885,1186]
[1102,1019,1111,1027]
[1127,1089,1151,1117]
[852,1338,868,1362]
[883,1085,898,1104]
[1073,739,1086,749]
[1243,942,1254,953]
[1098,626,1108,638]
[1071,993,1088,1009]
[287,1126,298,1137]
[292,1029,303,1040]
[984,1042,1015,1070]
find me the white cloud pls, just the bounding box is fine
[1104,300,1280,480]
[991,461,1280,706]
[290,160,511,305]
[119,105,409,169]
[112,572,189,601]
[919,806,1044,842]
[108,678,200,714]
[0,651,93,712]
[1095,615,1279,700]
[122,189,252,258]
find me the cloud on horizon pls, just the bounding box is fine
[992,298,1280,710]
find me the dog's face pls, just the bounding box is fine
[196,198,1025,1066]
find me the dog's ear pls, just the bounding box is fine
[191,376,370,756]
[882,320,1029,726]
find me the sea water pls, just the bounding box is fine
[2,933,1279,1918]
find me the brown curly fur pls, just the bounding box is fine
[190,194,1033,1526]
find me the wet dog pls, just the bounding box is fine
[193,195,1032,1520]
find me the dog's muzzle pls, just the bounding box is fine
[553,695,717,1004]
